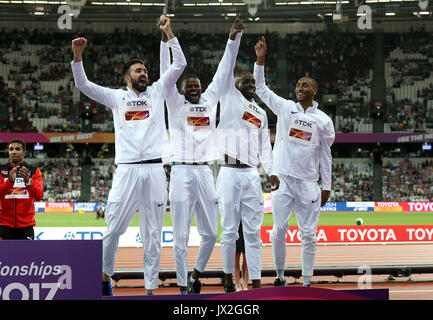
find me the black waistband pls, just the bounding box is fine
[223,154,251,168]
[223,163,252,168]
[172,162,209,166]
[120,158,162,164]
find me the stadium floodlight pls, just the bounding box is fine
[335,0,342,13]
[418,0,428,10]
[243,0,262,16]
[332,0,343,22]
[66,0,87,18]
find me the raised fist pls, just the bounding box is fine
[229,17,245,41]
[72,37,87,55]
[158,15,171,33]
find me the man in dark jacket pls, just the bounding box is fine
[0,139,44,240]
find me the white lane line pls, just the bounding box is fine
[390,290,433,293]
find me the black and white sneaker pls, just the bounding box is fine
[273,278,287,287]
[224,282,236,293]
[102,280,114,296]
[188,278,202,294]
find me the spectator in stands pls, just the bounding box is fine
[0,139,44,240]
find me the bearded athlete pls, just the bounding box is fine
[71,15,186,296]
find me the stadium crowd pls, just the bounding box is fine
[382,158,433,201]
[36,158,82,202]
[384,32,433,133]
[4,28,433,135]
[331,161,374,202]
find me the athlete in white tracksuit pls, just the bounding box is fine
[160,18,245,294]
[71,16,186,295]
[254,37,335,287]
[216,22,279,292]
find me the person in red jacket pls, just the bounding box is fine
[0,139,44,240]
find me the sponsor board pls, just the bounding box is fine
[264,199,376,213]
[0,240,100,300]
[34,227,202,247]
[261,225,433,244]
[35,202,46,213]
[374,202,402,212]
[44,202,73,213]
[334,132,433,143]
[35,201,433,213]
[374,202,433,212]
[34,201,433,214]
[33,225,433,246]
[73,202,101,212]
[402,202,433,212]
[5,132,433,144]
[321,201,375,212]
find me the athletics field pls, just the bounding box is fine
[35,211,433,228]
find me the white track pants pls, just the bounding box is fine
[216,167,264,280]
[271,174,321,277]
[102,163,167,290]
[169,165,219,287]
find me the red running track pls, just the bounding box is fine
[113,243,433,300]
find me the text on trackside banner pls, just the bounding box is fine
[261,225,433,244]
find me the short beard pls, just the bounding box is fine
[131,78,147,93]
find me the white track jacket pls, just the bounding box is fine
[253,63,335,190]
[160,34,243,163]
[71,37,186,164]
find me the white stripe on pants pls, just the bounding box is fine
[270,174,321,277]
[169,165,218,287]
[216,166,264,280]
[102,163,167,290]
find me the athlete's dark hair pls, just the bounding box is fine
[302,76,319,90]
[8,139,26,151]
[180,74,201,92]
[235,71,254,89]
[122,58,146,76]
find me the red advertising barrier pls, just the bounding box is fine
[402,202,433,212]
[261,225,433,244]
[374,202,433,212]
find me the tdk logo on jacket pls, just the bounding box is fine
[294,119,312,128]
[248,104,261,115]
[189,106,207,112]
[127,100,148,107]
